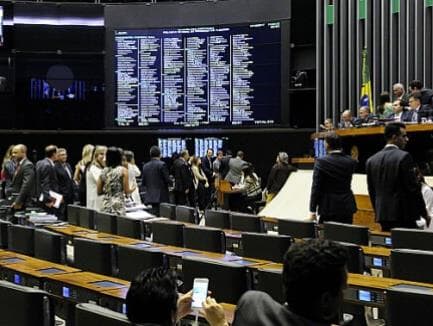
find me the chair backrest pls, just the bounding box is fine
[67,204,81,225]
[256,268,284,303]
[278,219,316,239]
[391,228,433,251]
[175,205,196,224]
[75,303,132,326]
[34,229,66,264]
[386,284,433,326]
[117,245,165,281]
[205,209,230,229]
[183,226,225,253]
[391,249,433,283]
[73,238,114,276]
[229,212,262,232]
[0,219,12,248]
[159,203,176,219]
[78,207,95,229]
[323,222,369,246]
[152,221,184,247]
[242,233,292,263]
[0,280,55,326]
[182,256,248,304]
[95,212,117,234]
[116,217,143,239]
[337,242,365,274]
[8,224,35,256]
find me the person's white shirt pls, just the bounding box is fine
[422,183,433,230]
[86,164,103,211]
[128,163,142,204]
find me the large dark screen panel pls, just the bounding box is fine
[105,0,291,129]
[114,23,281,127]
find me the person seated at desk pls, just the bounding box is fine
[376,91,393,118]
[204,239,349,326]
[406,91,432,123]
[353,106,376,126]
[234,163,262,213]
[320,118,334,131]
[387,99,410,122]
[337,110,354,128]
[126,267,224,326]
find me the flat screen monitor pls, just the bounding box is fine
[158,137,186,158]
[194,137,226,157]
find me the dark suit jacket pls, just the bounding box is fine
[420,88,433,105]
[173,158,193,193]
[387,110,411,122]
[309,152,357,218]
[219,155,232,179]
[233,291,328,326]
[366,146,427,223]
[10,158,35,206]
[55,162,74,205]
[353,114,376,126]
[36,158,59,203]
[201,156,214,182]
[267,163,297,194]
[141,159,172,204]
[405,106,433,122]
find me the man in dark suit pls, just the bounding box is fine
[366,122,428,231]
[409,79,433,105]
[201,148,214,206]
[10,144,35,210]
[388,99,411,122]
[353,106,376,126]
[406,91,433,123]
[36,145,60,215]
[55,148,74,220]
[173,149,194,206]
[309,133,357,224]
[202,240,349,326]
[219,150,232,179]
[141,146,172,215]
[225,150,248,185]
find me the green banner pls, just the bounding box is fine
[392,0,400,13]
[358,0,367,20]
[327,4,334,25]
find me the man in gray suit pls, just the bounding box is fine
[224,151,247,185]
[10,144,35,210]
[141,146,172,215]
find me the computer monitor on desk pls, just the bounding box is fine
[0,280,54,326]
[386,284,433,326]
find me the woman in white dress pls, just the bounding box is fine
[86,145,107,211]
[124,150,142,204]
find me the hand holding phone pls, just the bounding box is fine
[192,278,209,309]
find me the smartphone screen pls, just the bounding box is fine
[192,278,209,309]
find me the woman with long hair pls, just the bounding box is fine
[74,144,95,206]
[97,147,135,215]
[1,145,16,198]
[86,145,107,210]
[190,156,208,210]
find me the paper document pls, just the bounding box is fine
[49,191,63,208]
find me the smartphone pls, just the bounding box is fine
[191,278,209,309]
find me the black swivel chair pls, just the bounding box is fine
[323,222,369,246]
[386,284,433,326]
[152,221,184,247]
[256,268,284,303]
[159,203,176,219]
[0,280,55,326]
[242,233,292,263]
[73,238,115,276]
[278,219,317,239]
[229,212,262,233]
[67,204,81,225]
[175,205,196,224]
[95,211,117,234]
[182,256,249,304]
[391,249,433,283]
[391,228,433,251]
[8,224,35,256]
[205,209,230,229]
[78,207,96,229]
[34,229,66,264]
[0,219,12,248]
[116,245,165,281]
[183,226,226,253]
[75,303,132,326]
[116,216,144,239]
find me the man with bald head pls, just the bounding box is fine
[10,144,35,210]
[338,110,354,128]
[392,83,410,106]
